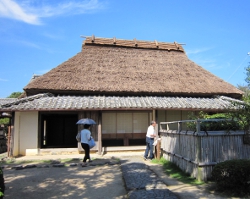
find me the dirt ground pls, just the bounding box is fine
[1,153,247,199]
[3,158,127,199]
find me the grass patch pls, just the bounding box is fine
[0,157,99,166]
[151,157,204,185]
[60,158,80,163]
[0,159,53,166]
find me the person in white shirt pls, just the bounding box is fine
[144,121,157,160]
[80,124,92,166]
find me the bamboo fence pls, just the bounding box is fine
[159,119,250,181]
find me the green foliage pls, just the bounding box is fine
[0,118,9,125]
[186,111,240,132]
[0,91,21,125]
[151,157,204,185]
[237,84,250,98]
[0,159,52,165]
[7,92,22,98]
[0,168,4,198]
[245,62,250,89]
[227,101,250,133]
[211,159,250,195]
[231,62,250,133]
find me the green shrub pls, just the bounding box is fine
[0,168,4,199]
[186,111,241,132]
[200,119,240,131]
[211,159,250,195]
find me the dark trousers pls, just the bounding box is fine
[144,137,154,159]
[81,143,90,162]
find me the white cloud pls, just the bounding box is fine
[0,0,41,25]
[186,47,213,55]
[39,0,105,17]
[0,78,8,81]
[186,46,221,69]
[0,0,104,25]
[18,40,41,49]
[42,32,63,40]
[36,69,51,74]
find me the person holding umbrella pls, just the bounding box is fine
[80,124,92,166]
[76,118,96,167]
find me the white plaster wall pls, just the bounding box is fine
[13,112,38,156]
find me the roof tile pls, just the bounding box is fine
[0,93,242,112]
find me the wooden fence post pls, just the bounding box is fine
[196,119,202,181]
[155,139,161,160]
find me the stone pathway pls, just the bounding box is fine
[120,156,178,199]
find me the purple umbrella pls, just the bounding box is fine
[76,118,96,125]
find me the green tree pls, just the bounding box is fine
[227,62,250,133]
[237,84,250,98]
[0,92,22,125]
[244,62,250,88]
[7,92,22,98]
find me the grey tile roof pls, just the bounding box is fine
[0,98,18,105]
[0,93,242,111]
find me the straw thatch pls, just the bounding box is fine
[24,36,243,98]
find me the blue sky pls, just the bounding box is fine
[0,0,250,98]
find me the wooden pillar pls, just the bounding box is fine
[98,111,102,155]
[152,110,156,121]
[9,112,15,157]
[7,125,11,157]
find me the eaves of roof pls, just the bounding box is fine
[0,93,242,112]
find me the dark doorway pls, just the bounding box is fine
[41,114,78,148]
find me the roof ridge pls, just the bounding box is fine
[82,35,185,52]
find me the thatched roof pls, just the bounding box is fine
[23,36,243,99]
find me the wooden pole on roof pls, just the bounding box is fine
[91,35,95,42]
[155,40,159,48]
[134,38,137,47]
